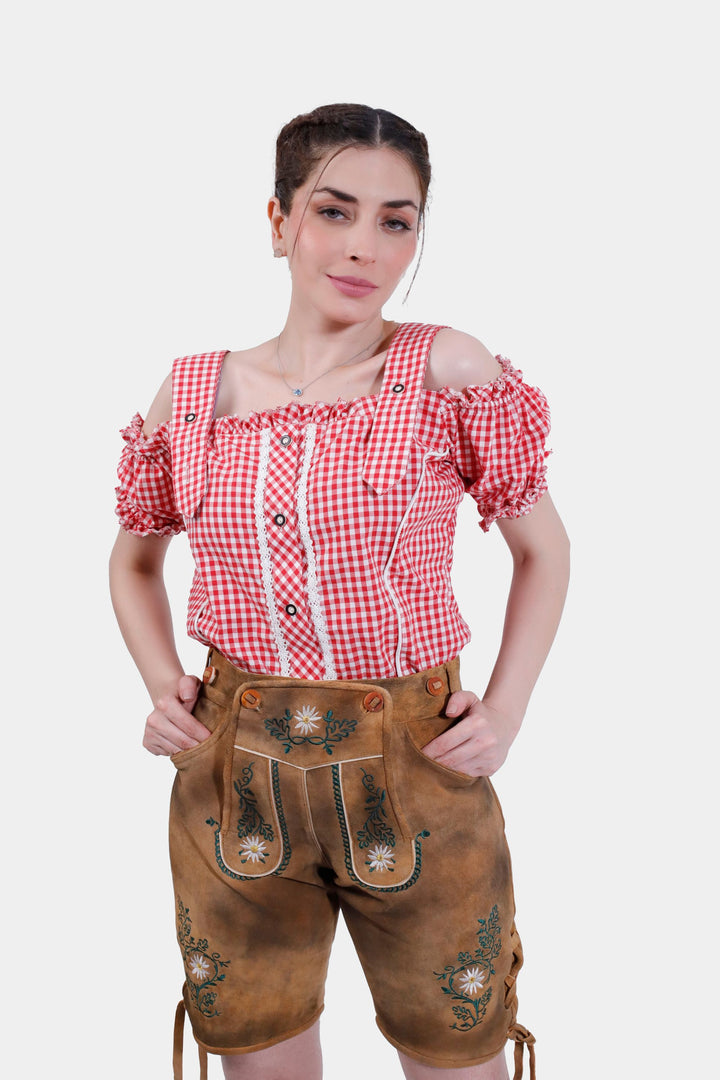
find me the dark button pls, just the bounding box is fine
[426,676,445,696]
[185,412,196,422]
[279,434,292,446]
[273,513,286,526]
[240,689,261,710]
[392,383,405,393]
[285,604,297,616]
[362,692,384,713]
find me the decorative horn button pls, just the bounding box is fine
[362,692,384,713]
[426,677,445,696]
[240,689,262,710]
[202,665,218,685]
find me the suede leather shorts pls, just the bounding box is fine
[169,649,535,1076]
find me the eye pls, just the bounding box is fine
[318,206,347,221]
[384,218,412,232]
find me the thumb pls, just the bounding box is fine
[178,674,201,709]
[445,690,478,717]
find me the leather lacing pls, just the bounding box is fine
[173,1000,208,1080]
[508,1022,536,1080]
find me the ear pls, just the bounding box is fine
[267,196,288,254]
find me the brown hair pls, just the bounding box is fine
[274,103,431,225]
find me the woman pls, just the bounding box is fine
[110,104,569,1080]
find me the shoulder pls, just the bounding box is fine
[142,372,173,434]
[424,328,502,391]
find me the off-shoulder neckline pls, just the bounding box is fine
[129,354,524,441]
[209,354,521,431]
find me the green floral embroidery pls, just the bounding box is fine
[206,760,292,880]
[330,764,429,891]
[176,897,230,1017]
[265,705,357,755]
[433,905,502,1030]
[356,768,397,872]
[234,762,274,863]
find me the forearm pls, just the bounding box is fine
[482,545,570,728]
[109,546,185,703]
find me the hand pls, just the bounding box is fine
[420,691,521,777]
[143,674,208,756]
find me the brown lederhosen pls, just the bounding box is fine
[170,648,536,1078]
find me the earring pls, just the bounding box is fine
[273,249,285,258]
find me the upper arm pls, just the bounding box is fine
[425,328,502,391]
[110,527,173,576]
[496,493,570,562]
[142,372,173,435]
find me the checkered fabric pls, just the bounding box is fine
[115,323,551,679]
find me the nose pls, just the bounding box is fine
[345,219,376,264]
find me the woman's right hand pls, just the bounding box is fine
[143,674,209,756]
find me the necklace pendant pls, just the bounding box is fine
[292,388,303,397]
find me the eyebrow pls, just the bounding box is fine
[313,186,418,211]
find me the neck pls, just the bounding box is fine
[278,305,389,382]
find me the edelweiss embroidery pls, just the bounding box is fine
[356,767,397,873]
[265,704,357,755]
[176,897,230,1017]
[433,905,502,1030]
[235,762,274,862]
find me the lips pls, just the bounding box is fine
[327,275,378,298]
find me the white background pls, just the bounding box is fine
[2,1,717,1076]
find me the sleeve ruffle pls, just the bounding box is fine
[444,358,552,532]
[114,413,185,536]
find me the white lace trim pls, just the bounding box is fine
[296,423,337,679]
[382,451,442,675]
[254,428,291,676]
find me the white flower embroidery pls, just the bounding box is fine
[458,967,485,996]
[188,952,211,981]
[239,835,269,863]
[366,844,395,872]
[293,705,322,734]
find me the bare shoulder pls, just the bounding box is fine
[424,328,502,391]
[142,372,173,434]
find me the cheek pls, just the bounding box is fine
[289,223,341,264]
[387,235,418,276]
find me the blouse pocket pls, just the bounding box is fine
[401,713,479,786]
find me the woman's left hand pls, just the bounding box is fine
[420,691,521,777]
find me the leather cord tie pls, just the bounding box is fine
[508,1022,536,1080]
[173,999,208,1080]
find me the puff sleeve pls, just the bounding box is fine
[114,414,185,536]
[447,357,551,532]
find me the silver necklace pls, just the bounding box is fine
[275,330,385,397]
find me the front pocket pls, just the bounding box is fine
[402,714,479,785]
[170,694,230,769]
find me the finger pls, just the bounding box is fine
[178,674,201,709]
[422,716,475,761]
[445,690,480,717]
[151,697,211,746]
[143,730,184,756]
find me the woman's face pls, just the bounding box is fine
[269,146,421,323]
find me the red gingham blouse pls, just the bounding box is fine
[115,323,551,679]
